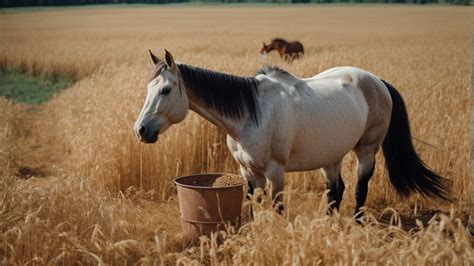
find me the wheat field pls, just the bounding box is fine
[0,6,473,264]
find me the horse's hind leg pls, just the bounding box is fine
[322,159,345,214]
[353,122,387,220]
[353,146,376,221]
[352,76,392,221]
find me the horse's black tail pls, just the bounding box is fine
[381,80,450,201]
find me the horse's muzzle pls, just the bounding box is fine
[141,130,159,144]
[136,124,159,144]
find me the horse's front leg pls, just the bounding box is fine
[265,160,285,214]
[239,162,285,214]
[228,135,266,199]
[239,166,266,201]
[239,165,266,220]
[322,159,345,214]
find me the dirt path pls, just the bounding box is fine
[14,105,70,179]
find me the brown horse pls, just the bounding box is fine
[260,38,304,63]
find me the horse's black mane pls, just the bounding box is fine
[256,65,291,77]
[177,64,260,125]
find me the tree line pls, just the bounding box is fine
[1,0,471,7]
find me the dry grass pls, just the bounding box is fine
[0,6,472,264]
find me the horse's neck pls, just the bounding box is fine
[178,64,259,139]
[187,95,243,138]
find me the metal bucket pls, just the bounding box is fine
[175,173,244,242]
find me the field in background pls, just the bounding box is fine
[0,6,472,264]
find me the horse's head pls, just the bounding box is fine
[134,50,189,144]
[260,42,272,56]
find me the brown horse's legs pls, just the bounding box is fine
[289,56,294,64]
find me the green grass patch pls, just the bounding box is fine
[0,71,72,104]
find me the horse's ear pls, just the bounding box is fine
[164,49,176,71]
[149,49,160,65]
[262,42,266,47]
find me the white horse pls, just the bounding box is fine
[135,50,449,217]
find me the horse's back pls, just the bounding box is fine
[313,66,366,79]
[331,66,392,103]
[299,67,377,132]
[309,66,392,127]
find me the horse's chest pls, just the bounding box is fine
[226,135,266,172]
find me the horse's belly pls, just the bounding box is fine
[285,118,365,172]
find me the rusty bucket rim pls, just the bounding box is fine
[174,173,244,190]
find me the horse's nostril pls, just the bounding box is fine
[138,125,146,136]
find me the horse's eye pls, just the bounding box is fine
[161,86,172,95]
